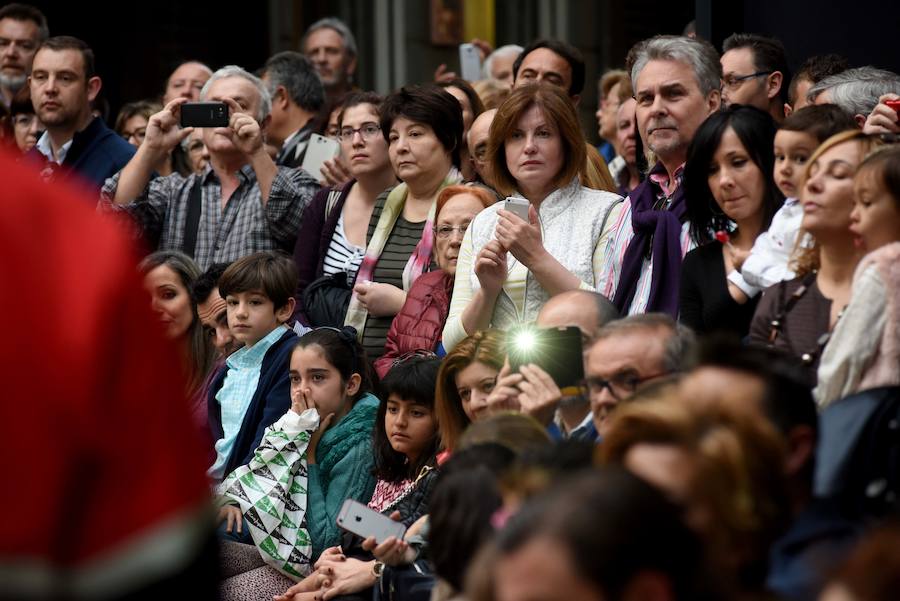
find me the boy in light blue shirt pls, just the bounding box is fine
[207,251,299,482]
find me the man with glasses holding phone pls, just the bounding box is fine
[584,313,695,437]
[720,33,789,123]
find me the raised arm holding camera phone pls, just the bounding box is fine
[99,66,319,270]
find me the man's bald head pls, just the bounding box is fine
[536,290,619,342]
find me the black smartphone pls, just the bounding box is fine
[507,326,584,394]
[180,102,229,128]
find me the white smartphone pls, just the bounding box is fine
[301,133,341,180]
[336,499,407,544]
[459,43,482,82]
[503,196,530,221]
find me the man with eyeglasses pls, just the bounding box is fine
[720,33,789,123]
[467,108,497,188]
[584,313,695,437]
[258,51,325,168]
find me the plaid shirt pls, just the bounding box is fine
[100,164,319,270]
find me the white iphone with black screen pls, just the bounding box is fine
[336,499,407,544]
[301,133,341,180]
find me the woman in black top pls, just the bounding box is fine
[680,106,783,337]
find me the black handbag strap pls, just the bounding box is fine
[182,179,203,258]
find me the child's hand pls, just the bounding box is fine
[290,385,315,415]
[360,511,415,566]
[218,504,243,534]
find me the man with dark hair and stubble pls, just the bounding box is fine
[259,51,326,168]
[0,3,46,108]
[512,38,585,104]
[720,33,789,123]
[27,35,135,192]
[787,53,849,114]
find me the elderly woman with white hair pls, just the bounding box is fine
[99,65,320,270]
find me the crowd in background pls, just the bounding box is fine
[3,3,900,601]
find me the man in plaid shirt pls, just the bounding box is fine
[99,65,319,270]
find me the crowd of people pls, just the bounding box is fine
[3,3,900,600]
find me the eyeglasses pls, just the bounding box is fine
[722,71,773,90]
[582,372,668,401]
[122,129,146,143]
[433,222,471,239]
[339,123,382,142]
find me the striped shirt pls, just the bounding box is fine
[99,164,319,270]
[322,212,365,279]
[361,214,428,360]
[597,170,695,315]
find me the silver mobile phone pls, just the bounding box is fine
[503,196,530,221]
[336,499,407,544]
[301,134,341,180]
[459,43,482,81]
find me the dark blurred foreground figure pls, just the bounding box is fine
[819,524,900,601]
[483,468,718,601]
[0,149,217,599]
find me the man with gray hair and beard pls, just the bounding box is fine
[597,35,721,317]
[100,65,319,269]
[0,3,46,108]
[302,17,357,104]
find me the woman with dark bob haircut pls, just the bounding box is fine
[442,83,623,350]
[344,85,465,361]
[679,105,783,337]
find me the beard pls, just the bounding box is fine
[36,105,80,129]
[0,72,26,91]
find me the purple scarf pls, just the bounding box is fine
[612,162,687,317]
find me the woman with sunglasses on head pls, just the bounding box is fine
[374,185,496,378]
[292,92,398,328]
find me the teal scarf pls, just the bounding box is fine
[316,393,379,491]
